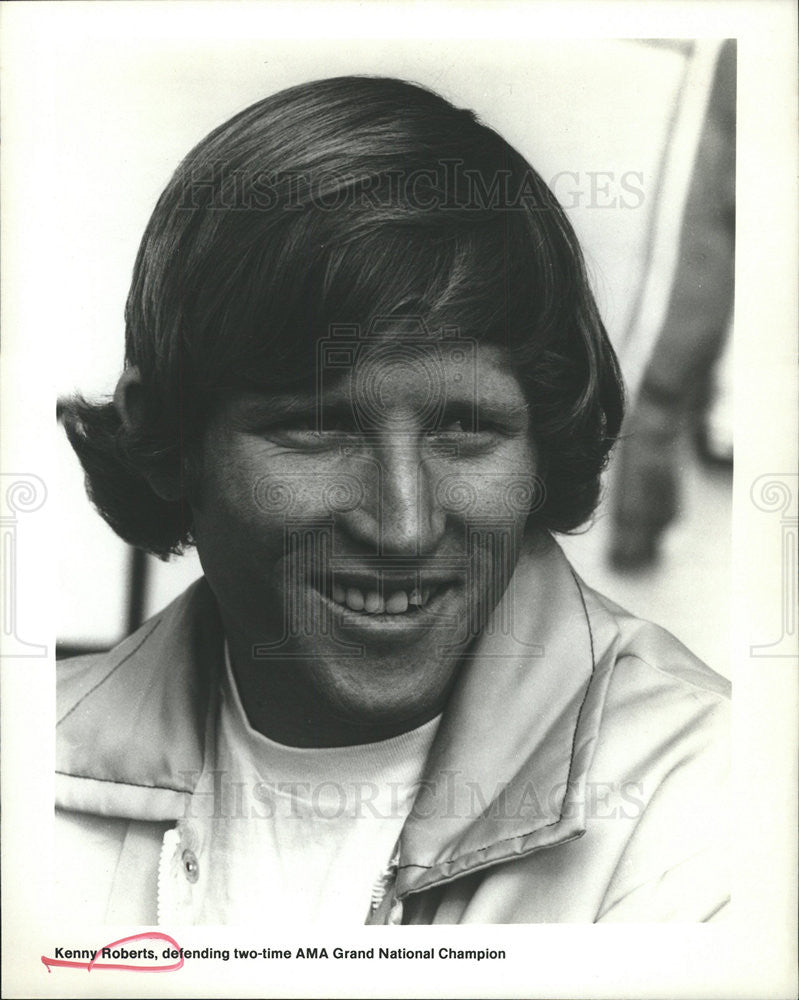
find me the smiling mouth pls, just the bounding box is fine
[322,571,456,617]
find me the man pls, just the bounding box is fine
[57,76,729,924]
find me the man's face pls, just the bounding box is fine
[191,337,539,736]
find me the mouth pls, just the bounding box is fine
[320,568,459,621]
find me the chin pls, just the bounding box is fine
[314,660,452,729]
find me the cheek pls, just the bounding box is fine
[192,448,289,569]
[251,458,363,522]
[436,441,540,528]
[199,455,362,581]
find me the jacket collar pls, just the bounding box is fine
[56,578,222,820]
[56,533,621,894]
[394,531,620,897]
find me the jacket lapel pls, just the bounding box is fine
[394,532,619,898]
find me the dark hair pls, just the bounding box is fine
[60,75,624,557]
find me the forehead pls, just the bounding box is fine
[227,341,527,420]
[334,339,521,405]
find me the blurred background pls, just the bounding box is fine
[51,37,734,677]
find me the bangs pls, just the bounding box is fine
[209,206,556,397]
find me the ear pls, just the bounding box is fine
[113,366,183,502]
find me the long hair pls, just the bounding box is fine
[60,75,624,557]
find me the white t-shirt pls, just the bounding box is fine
[186,649,440,925]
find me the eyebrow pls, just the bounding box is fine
[229,387,530,426]
[227,390,351,431]
[232,392,321,418]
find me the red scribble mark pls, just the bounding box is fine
[41,931,184,973]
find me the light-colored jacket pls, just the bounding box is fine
[55,536,730,924]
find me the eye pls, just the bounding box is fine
[261,409,362,449]
[425,419,502,457]
[286,417,317,433]
[320,412,359,434]
[439,418,471,433]
[429,413,487,437]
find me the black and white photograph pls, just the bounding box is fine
[1,2,796,998]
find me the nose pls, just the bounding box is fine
[343,436,446,555]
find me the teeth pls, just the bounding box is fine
[364,590,384,614]
[330,580,437,614]
[385,590,409,614]
[345,587,364,611]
